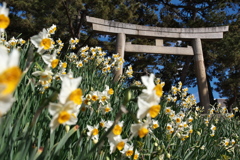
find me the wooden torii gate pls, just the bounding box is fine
[86,16,229,112]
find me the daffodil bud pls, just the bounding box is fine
[65,125,70,132]
[197,131,201,136]
[195,111,198,117]
[177,133,181,138]
[200,145,205,150]
[123,89,132,106]
[93,138,98,144]
[166,153,171,159]
[159,154,164,160]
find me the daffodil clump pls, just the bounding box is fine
[0,3,22,117]
[1,2,240,160]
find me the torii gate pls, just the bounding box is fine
[86,16,229,112]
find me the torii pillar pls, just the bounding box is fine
[114,33,126,81]
[192,38,209,112]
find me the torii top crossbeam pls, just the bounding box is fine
[86,16,229,112]
[86,16,228,39]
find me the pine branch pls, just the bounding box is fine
[62,0,75,38]
[76,9,87,39]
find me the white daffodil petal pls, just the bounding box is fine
[130,124,141,136]
[48,103,62,116]
[8,49,20,67]
[32,71,42,76]
[109,141,117,154]
[63,101,79,113]
[42,54,52,66]
[41,28,49,38]
[0,2,9,15]
[0,45,8,72]
[59,76,82,104]
[87,125,93,131]
[141,73,155,90]
[49,114,60,133]
[30,35,42,48]
[0,97,14,115]
[65,115,78,125]
[137,97,150,120]
[139,92,160,104]
[69,77,82,90]
[59,91,71,104]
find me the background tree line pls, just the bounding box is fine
[4,0,240,109]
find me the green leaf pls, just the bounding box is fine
[54,125,79,154]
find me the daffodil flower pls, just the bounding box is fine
[89,91,100,102]
[210,124,216,131]
[130,117,151,138]
[138,73,162,104]
[41,51,59,68]
[165,107,172,114]
[151,119,159,129]
[0,46,22,116]
[223,138,230,147]
[98,91,110,105]
[0,2,10,32]
[76,60,83,68]
[30,28,54,54]
[32,67,53,86]
[126,65,133,77]
[137,97,161,120]
[166,123,174,133]
[104,85,114,96]
[173,115,182,124]
[48,76,82,132]
[105,121,124,141]
[133,150,140,160]
[141,74,159,95]
[49,101,79,133]
[8,37,17,46]
[99,103,112,114]
[47,24,57,35]
[99,119,107,128]
[120,143,134,158]
[109,135,128,154]
[58,76,82,105]
[87,124,99,141]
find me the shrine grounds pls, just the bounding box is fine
[0,3,240,159]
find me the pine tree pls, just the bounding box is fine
[213,15,240,108]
